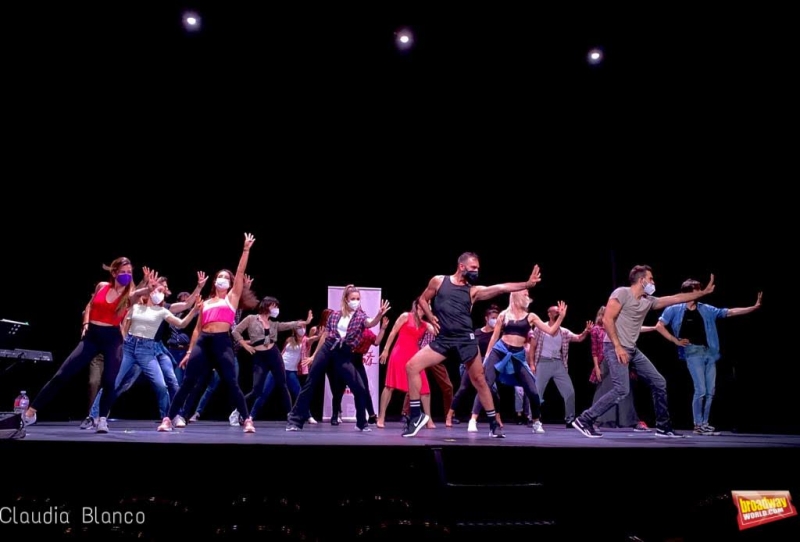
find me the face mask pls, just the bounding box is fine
[488,318,497,327]
[643,282,656,295]
[116,273,132,286]
[348,300,360,310]
[150,292,165,305]
[269,308,280,318]
[297,329,306,337]
[463,270,479,284]
[215,278,230,290]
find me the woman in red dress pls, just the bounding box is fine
[376,299,435,428]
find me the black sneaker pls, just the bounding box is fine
[489,420,505,438]
[401,413,430,437]
[655,426,685,438]
[79,416,95,430]
[572,418,603,438]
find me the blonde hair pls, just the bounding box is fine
[504,290,529,322]
[595,305,605,326]
[340,285,360,315]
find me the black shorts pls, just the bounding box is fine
[428,339,479,365]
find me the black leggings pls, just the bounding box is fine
[331,353,374,419]
[472,344,541,419]
[287,340,369,428]
[245,347,292,414]
[32,324,123,418]
[168,332,248,419]
[449,364,475,413]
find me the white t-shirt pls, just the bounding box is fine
[128,304,172,339]
[282,342,302,371]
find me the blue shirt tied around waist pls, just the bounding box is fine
[490,340,535,386]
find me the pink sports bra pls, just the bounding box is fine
[201,297,236,327]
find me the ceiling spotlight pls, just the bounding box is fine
[587,47,603,65]
[182,11,202,32]
[395,28,414,51]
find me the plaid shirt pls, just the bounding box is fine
[530,327,581,369]
[325,309,369,349]
[353,329,377,354]
[419,329,434,349]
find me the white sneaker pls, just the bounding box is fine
[467,419,478,433]
[174,415,186,428]
[307,416,318,424]
[229,409,240,426]
[189,413,200,423]
[532,420,545,434]
[95,417,109,433]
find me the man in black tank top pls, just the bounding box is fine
[401,251,542,438]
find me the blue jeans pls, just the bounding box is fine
[168,347,189,385]
[193,356,240,416]
[252,370,302,420]
[91,343,180,419]
[99,335,169,419]
[581,344,671,429]
[684,345,716,425]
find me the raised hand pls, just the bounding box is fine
[306,310,314,324]
[243,232,255,250]
[147,270,160,290]
[141,266,152,281]
[381,316,389,328]
[584,320,593,332]
[379,299,391,315]
[196,271,208,288]
[195,297,204,311]
[557,300,567,315]
[755,291,763,308]
[702,274,715,295]
[528,265,542,287]
[243,274,254,289]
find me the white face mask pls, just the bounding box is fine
[296,329,306,337]
[643,282,656,295]
[150,292,164,305]
[488,318,497,327]
[215,278,230,290]
[269,308,280,318]
[348,300,360,310]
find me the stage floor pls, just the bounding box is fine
[4,420,800,540]
[17,419,800,448]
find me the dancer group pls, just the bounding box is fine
[21,233,763,439]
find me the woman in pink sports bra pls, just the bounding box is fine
[159,233,259,433]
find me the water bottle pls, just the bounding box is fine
[13,391,29,415]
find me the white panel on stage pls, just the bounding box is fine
[323,286,381,422]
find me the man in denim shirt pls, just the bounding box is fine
[656,279,762,435]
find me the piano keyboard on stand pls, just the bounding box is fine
[0,349,53,362]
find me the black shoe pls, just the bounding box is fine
[489,419,505,438]
[655,426,685,438]
[572,418,603,438]
[367,415,378,425]
[401,413,430,438]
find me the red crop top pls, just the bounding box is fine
[88,283,128,326]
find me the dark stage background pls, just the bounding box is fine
[1,2,788,432]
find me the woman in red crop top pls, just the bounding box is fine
[159,233,259,433]
[24,257,155,426]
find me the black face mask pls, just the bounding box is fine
[463,270,479,284]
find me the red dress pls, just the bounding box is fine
[385,315,430,393]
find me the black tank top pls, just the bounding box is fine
[433,276,475,341]
[503,314,531,337]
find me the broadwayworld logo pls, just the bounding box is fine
[731,490,797,530]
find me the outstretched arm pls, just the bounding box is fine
[365,300,391,328]
[569,321,593,342]
[653,274,715,310]
[529,301,566,336]
[472,264,542,302]
[229,233,255,309]
[169,272,208,313]
[726,292,762,317]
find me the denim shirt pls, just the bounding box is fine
[658,303,728,361]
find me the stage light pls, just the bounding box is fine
[182,11,201,32]
[587,47,603,65]
[395,28,414,51]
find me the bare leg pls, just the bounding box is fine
[466,353,494,412]
[377,386,395,428]
[422,394,435,428]
[405,346,447,403]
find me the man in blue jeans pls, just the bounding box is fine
[654,279,762,435]
[572,265,715,439]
